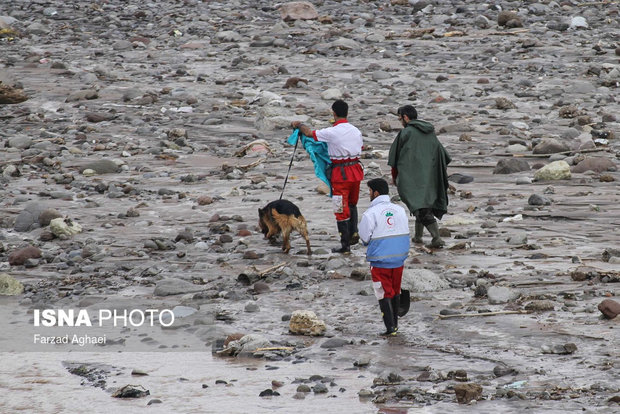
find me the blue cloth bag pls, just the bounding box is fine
[287,129,332,196]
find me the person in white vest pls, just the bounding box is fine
[358,178,410,336]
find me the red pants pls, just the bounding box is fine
[371,266,403,300]
[331,180,361,221]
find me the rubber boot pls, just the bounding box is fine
[348,205,359,245]
[331,220,351,254]
[426,222,445,248]
[413,220,424,244]
[390,294,400,332]
[378,298,396,336]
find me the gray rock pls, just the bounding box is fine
[525,300,556,312]
[153,278,204,296]
[516,177,533,185]
[493,364,516,377]
[320,338,350,348]
[528,194,552,206]
[533,138,569,155]
[506,144,528,154]
[493,159,530,175]
[474,15,490,29]
[321,88,343,100]
[569,16,588,30]
[225,334,271,356]
[401,269,449,293]
[279,1,318,21]
[547,20,569,32]
[244,302,260,312]
[8,136,32,149]
[14,203,46,232]
[66,89,98,102]
[79,159,120,174]
[507,232,528,245]
[487,286,520,304]
[38,208,62,226]
[312,383,328,394]
[448,173,474,184]
[572,157,616,174]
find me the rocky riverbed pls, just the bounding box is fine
[1,0,619,413]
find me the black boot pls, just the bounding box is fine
[413,220,424,244]
[378,298,396,336]
[348,205,359,245]
[390,294,400,332]
[426,222,445,248]
[331,220,350,254]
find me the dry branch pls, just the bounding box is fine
[438,310,529,319]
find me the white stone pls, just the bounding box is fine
[534,160,571,181]
[401,269,449,293]
[289,310,326,336]
[320,88,343,100]
[50,217,82,238]
[488,286,520,304]
[569,16,588,30]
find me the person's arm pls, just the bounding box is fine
[388,131,402,184]
[291,121,314,139]
[358,213,374,246]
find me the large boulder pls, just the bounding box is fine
[571,157,616,173]
[14,203,46,232]
[534,160,571,181]
[8,246,42,266]
[401,269,449,293]
[289,310,326,336]
[0,273,24,295]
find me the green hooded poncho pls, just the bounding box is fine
[388,119,451,219]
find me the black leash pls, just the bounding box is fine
[279,131,300,200]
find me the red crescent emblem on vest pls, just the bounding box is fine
[386,217,393,225]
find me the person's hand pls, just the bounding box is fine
[291,121,302,129]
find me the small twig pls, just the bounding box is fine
[578,1,618,5]
[235,158,264,172]
[438,310,529,319]
[258,262,287,277]
[253,346,294,352]
[487,29,530,36]
[497,147,609,158]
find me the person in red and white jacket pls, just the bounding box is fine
[359,178,410,336]
[292,100,363,254]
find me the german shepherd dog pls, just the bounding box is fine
[258,200,311,255]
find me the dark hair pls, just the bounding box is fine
[331,100,348,118]
[367,178,389,195]
[397,105,417,120]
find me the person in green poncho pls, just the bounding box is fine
[388,105,451,248]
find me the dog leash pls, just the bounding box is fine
[279,129,300,200]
